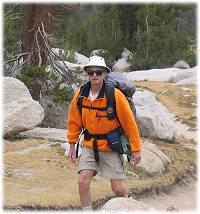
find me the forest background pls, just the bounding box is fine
[3,3,197,104]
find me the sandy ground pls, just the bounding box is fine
[139,177,197,212]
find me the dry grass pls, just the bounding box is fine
[3,138,196,210]
[3,139,112,209]
[134,81,197,128]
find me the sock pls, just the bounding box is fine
[82,205,93,210]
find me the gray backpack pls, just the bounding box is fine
[105,71,136,117]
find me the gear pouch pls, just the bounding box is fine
[107,130,123,153]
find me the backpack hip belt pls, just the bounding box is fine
[76,127,122,163]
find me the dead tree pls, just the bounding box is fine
[21,4,53,66]
[20,4,52,100]
[4,4,80,103]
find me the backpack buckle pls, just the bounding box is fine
[107,106,115,120]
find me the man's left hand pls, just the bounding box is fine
[131,151,141,165]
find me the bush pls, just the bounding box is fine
[17,65,74,103]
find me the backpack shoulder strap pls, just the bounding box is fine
[105,84,124,126]
[105,84,115,107]
[105,84,117,120]
[77,84,87,113]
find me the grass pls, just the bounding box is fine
[3,139,112,209]
[3,137,196,210]
[134,81,197,128]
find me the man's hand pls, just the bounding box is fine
[131,151,141,165]
[68,144,76,163]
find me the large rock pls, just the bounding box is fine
[75,52,89,65]
[124,139,171,173]
[142,139,171,165]
[136,139,171,173]
[133,89,175,141]
[125,66,197,84]
[51,48,89,65]
[101,197,149,212]
[112,58,132,73]
[18,127,67,142]
[3,77,44,136]
[175,75,197,85]
[125,67,176,81]
[90,49,116,68]
[51,47,65,57]
[168,66,197,83]
[51,60,83,73]
[138,149,165,173]
[174,60,190,69]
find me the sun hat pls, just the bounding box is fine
[84,55,111,73]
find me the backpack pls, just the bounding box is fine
[105,71,136,118]
[76,72,136,161]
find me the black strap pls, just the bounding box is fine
[77,84,85,113]
[105,84,116,120]
[93,138,99,163]
[75,130,85,159]
[105,84,116,111]
[84,129,107,140]
[75,138,80,159]
[77,83,107,113]
[81,105,107,111]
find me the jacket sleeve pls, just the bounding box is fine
[67,89,83,144]
[115,89,141,152]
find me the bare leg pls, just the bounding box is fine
[110,179,127,197]
[78,169,96,208]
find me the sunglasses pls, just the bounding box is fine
[87,69,104,76]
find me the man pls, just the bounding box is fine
[67,55,141,210]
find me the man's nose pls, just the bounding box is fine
[93,72,97,77]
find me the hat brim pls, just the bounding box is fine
[84,65,111,73]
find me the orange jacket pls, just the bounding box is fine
[67,83,141,152]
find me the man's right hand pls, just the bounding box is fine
[68,144,76,163]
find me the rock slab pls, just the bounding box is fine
[133,89,175,141]
[3,77,44,136]
[101,197,149,212]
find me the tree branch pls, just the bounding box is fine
[35,27,42,66]
[4,52,30,64]
[4,3,20,17]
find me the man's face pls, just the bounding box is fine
[86,66,106,85]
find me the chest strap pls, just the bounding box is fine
[81,104,107,111]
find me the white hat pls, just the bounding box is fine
[84,56,111,73]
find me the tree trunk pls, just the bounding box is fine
[145,5,149,60]
[21,4,53,100]
[21,4,52,66]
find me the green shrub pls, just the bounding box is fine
[17,65,74,103]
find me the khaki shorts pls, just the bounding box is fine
[78,146,125,179]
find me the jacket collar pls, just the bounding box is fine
[81,81,105,99]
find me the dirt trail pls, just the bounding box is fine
[139,177,197,211]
